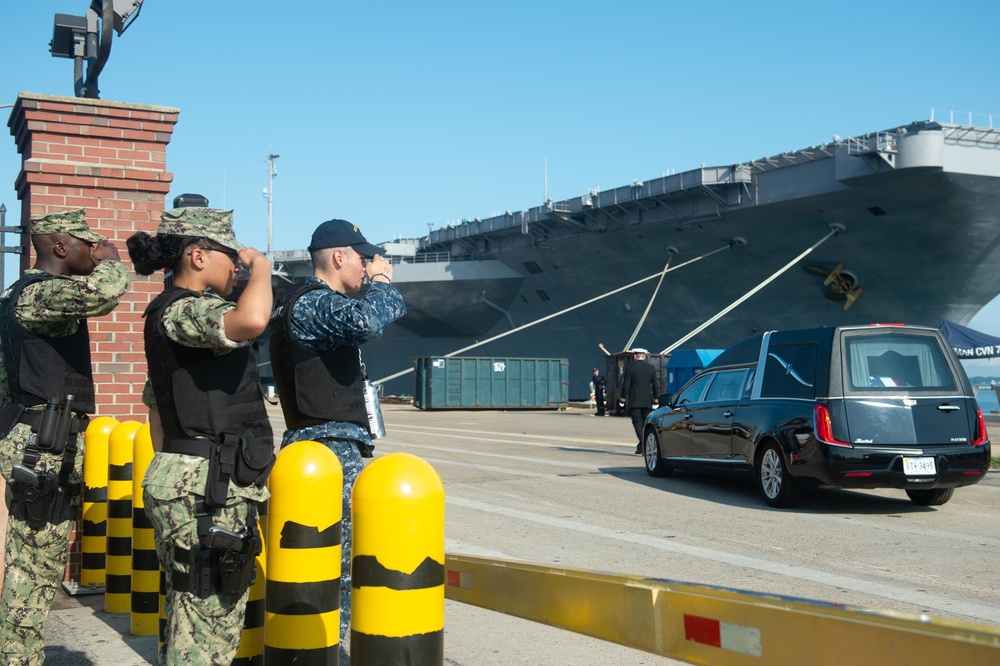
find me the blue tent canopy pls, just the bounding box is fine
[666,348,723,393]
[935,320,1000,360]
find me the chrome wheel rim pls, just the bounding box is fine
[644,433,656,468]
[760,448,782,499]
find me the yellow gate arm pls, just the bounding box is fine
[445,554,1000,665]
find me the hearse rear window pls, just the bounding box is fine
[761,343,818,400]
[845,334,955,390]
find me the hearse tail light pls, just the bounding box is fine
[814,404,852,448]
[972,406,989,447]
[868,323,905,327]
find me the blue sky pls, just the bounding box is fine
[3,1,1000,373]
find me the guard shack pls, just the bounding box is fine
[606,351,669,416]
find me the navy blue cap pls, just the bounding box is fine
[308,218,385,256]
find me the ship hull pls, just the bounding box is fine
[263,121,1000,400]
[368,168,1000,398]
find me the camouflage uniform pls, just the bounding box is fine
[143,291,270,666]
[0,209,128,665]
[280,276,405,652]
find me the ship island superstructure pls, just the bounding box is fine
[268,116,1000,398]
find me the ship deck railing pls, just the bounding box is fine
[391,251,491,265]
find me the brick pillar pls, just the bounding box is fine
[8,92,178,422]
[6,92,179,586]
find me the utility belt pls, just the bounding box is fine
[171,500,262,599]
[0,395,88,453]
[163,433,275,510]
[18,410,90,438]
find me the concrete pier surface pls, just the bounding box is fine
[40,402,1000,664]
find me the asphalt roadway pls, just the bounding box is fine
[41,403,1000,664]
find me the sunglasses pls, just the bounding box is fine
[203,246,240,260]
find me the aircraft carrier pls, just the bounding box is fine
[269,116,1000,399]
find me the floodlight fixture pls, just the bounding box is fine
[111,0,144,36]
[48,1,145,98]
[50,14,88,59]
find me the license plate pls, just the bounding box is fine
[903,457,936,476]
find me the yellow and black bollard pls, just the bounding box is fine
[131,422,158,636]
[352,452,445,665]
[81,415,118,589]
[105,420,140,614]
[265,440,343,664]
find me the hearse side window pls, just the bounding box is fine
[703,368,750,402]
[674,373,714,405]
[761,343,818,400]
[846,334,955,390]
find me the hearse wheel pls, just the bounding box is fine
[756,441,804,508]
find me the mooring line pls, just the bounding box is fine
[659,226,842,355]
[373,243,734,385]
[622,251,674,353]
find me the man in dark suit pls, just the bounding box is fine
[621,348,659,454]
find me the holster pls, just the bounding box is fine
[173,521,261,599]
[8,467,79,529]
[215,530,261,596]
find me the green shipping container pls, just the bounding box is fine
[413,357,569,410]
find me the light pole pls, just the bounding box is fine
[262,153,279,256]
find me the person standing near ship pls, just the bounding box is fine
[592,368,607,416]
[620,348,659,454]
[268,218,406,663]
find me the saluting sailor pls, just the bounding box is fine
[0,209,129,664]
[127,207,274,664]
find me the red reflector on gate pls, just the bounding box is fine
[684,615,721,648]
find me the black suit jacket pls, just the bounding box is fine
[622,359,659,409]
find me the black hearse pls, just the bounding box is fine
[641,325,991,507]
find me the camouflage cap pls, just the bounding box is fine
[29,208,105,243]
[157,207,246,251]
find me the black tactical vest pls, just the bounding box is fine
[0,273,96,413]
[268,281,368,431]
[143,288,270,442]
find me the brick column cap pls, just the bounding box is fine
[11,91,180,116]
